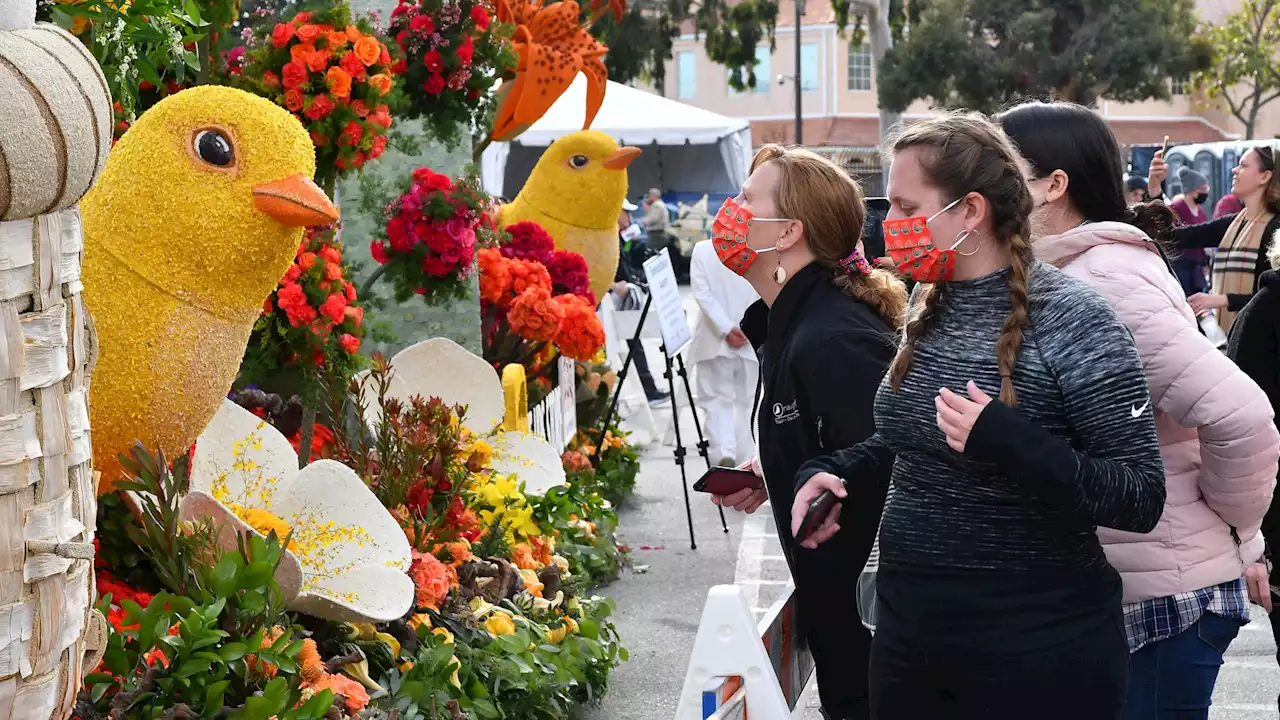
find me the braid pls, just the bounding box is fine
[889,284,942,390]
[995,234,1033,407]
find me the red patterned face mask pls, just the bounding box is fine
[712,197,786,276]
[883,196,969,283]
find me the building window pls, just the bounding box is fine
[848,44,872,91]
[677,51,695,99]
[800,43,818,91]
[1171,75,1188,96]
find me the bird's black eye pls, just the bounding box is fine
[568,155,589,169]
[195,129,235,167]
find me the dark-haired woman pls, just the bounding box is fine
[1150,144,1280,333]
[792,113,1167,719]
[1000,100,1279,720]
[708,145,908,720]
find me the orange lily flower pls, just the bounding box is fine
[492,0,624,141]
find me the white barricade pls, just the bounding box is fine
[674,584,814,720]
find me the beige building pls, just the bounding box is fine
[654,0,1274,157]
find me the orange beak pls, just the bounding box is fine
[252,174,340,227]
[602,146,642,170]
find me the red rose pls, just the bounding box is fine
[351,99,371,117]
[391,3,407,17]
[380,45,392,66]
[423,49,443,73]
[470,4,490,29]
[295,23,321,44]
[410,14,434,33]
[339,333,361,353]
[271,22,296,49]
[371,134,388,158]
[422,73,445,95]
[294,12,312,23]
[371,240,389,264]
[284,88,305,112]
[309,129,329,146]
[395,30,410,47]
[342,120,363,146]
[306,48,330,73]
[457,36,475,67]
[282,61,308,90]
[262,70,281,88]
[340,50,367,80]
[320,293,347,324]
[304,94,335,120]
[392,59,407,74]
[422,254,454,276]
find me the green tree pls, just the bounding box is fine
[1190,0,1280,139]
[877,0,1211,115]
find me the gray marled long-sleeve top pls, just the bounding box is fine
[798,262,1166,647]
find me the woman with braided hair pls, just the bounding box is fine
[793,113,1166,718]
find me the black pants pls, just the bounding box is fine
[869,618,1128,720]
[1268,562,1280,714]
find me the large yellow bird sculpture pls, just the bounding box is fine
[82,86,339,491]
[499,131,640,300]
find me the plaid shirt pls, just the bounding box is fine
[1122,577,1251,652]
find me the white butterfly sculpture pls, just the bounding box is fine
[182,400,414,624]
[360,337,568,496]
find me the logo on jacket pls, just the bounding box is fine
[1130,400,1150,419]
[773,400,799,425]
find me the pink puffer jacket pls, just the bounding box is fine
[1036,222,1279,604]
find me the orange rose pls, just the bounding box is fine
[553,294,606,360]
[295,23,321,44]
[508,286,564,342]
[478,248,512,304]
[353,35,381,66]
[306,49,331,73]
[345,24,361,42]
[368,72,393,96]
[284,88,305,112]
[507,258,552,296]
[327,30,348,48]
[409,550,451,609]
[290,42,316,65]
[325,66,353,98]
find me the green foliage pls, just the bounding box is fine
[87,535,329,719]
[1190,0,1280,138]
[51,0,214,121]
[96,491,163,594]
[528,484,623,587]
[877,0,1212,114]
[386,597,624,720]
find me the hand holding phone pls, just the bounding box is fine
[791,472,847,548]
[694,467,763,495]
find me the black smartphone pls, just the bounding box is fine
[693,467,763,495]
[795,479,846,544]
[863,197,890,261]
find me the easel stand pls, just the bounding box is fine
[659,343,729,550]
[593,293,653,468]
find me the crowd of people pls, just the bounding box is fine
[668,102,1280,720]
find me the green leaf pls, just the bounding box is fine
[219,642,248,662]
[174,658,212,678]
[91,680,113,704]
[203,680,230,718]
[211,556,237,598]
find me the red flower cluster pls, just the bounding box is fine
[371,167,492,306]
[240,7,397,181]
[242,226,366,387]
[478,220,606,362]
[387,0,515,147]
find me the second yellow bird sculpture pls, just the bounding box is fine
[498,131,640,300]
[82,86,339,490]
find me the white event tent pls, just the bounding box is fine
[480,75,753,199]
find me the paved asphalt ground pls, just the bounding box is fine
[583,288,1280,719]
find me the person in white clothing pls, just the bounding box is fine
[690,239,760,467]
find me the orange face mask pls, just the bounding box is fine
[712,197,788,276]
[883,196,970,283]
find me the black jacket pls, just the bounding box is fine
[741,263,896,567]
[1175,214,1280,311]
[1227,269,1280,545]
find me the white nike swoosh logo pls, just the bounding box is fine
[1131,400,1150,419]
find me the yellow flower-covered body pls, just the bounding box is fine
[498,131,639,300]
[83,86,337,491]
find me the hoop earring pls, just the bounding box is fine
[955,230,985,257]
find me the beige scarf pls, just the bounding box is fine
[1210,210,1273,332]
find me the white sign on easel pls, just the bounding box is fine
[642,248,692,358]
